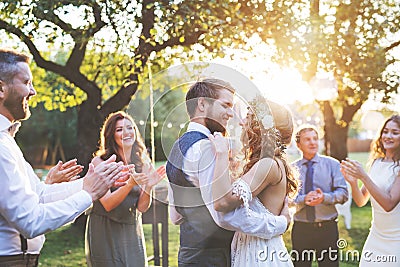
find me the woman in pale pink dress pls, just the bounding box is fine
[341,115,400,266]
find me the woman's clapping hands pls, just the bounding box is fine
[128,163,166,190]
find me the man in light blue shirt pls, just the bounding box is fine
[291,125,348,267]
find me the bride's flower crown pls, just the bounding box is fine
[248,95,286,153]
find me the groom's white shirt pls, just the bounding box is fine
[169,122,287,239]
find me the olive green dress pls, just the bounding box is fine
[85,185,147,267]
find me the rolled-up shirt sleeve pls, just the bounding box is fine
[216,207,287,239]
[0,145,92,239]
[28,163,85,203]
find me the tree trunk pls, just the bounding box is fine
[325,123,349,161]
[73,101,105,230]
[320,101,349,161]
[76,102,105,169]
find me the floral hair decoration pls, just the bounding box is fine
[248,95,287,154]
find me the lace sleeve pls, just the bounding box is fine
[232,179,252,210]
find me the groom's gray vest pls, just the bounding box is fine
[166,131,234,250]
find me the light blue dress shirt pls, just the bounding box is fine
[292,153,348,223]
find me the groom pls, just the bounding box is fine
[166,78,290,266]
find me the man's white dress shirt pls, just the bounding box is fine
[169,122,287,239]
[0,115,92,255]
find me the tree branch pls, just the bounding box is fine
[31,5,77,37]
[0,19,101,102]
[65,2,106,70]
[342,101,362,123]
[101,79,139,115]
[385,39,400,52]
[0,19,64,72]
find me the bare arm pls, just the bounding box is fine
[346,158,400,211]
[362,173,400,212]
[209,134,279,213]
[340,159,370,207]
[340,159,400,211]
[136,164,166,213]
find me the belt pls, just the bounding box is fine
[295,220,337,228]
[0,254,39,262]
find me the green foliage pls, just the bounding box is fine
[1,0,298,164]
[0,0,292,109]
[1,0,400,163]
[271,0,400,119]
[127,83,188,161]
[16,104,78,165]
[29,51,86,111]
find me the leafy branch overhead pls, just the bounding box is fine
[0,0,289,164]
[1,0,400,163]
[0,0,283,112]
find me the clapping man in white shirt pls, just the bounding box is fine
[0,49,129,266]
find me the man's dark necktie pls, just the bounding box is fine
[305,160,315,222]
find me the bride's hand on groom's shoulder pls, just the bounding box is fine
[208,132,229,155]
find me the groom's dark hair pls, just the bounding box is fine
[185,78,235,118]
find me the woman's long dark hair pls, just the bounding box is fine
[94,111,147,173]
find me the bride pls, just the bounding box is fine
[209,96,299,266]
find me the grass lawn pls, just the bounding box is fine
[39,204,372,267]
[40,153,372,266]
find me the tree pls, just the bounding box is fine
[266,0,400,160]
[17,104,79,168]
[2,1,399,163]
[0,0,290,166]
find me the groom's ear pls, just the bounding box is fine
[197,97,206,112]
[0,80,5,99]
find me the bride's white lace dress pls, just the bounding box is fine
[231,180,293,267]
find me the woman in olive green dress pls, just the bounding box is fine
[85,111,165,267]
